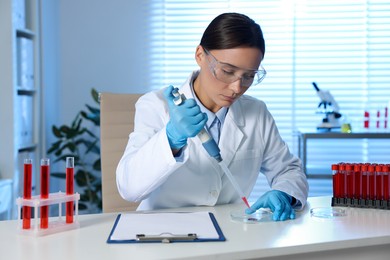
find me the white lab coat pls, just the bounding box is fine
[116,72,308,210]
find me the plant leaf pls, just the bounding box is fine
[85,104,100,115]
[47,140,62,154]
[92,88,99,104]
[59,125,70,133]
[52,126,63,138]
[47,88,102,213]
[93,158,101,171]
[75,169,96,187]
[84,128,98,138]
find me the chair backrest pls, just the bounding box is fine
[100,92,143,213]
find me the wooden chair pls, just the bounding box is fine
[99,92,143,213]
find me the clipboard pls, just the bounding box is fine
[106,211,226,243]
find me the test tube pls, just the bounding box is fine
[376,110,381,129]
[40,158,50,229]
[383,165,389,201]
[353,164,362,200]
[66,157,74,223]
[375,165,383,201]
[332,164,340,198]
[339,163,347,199]
[23,159,33,229]
[346,164,354,199]
[368,164,377,200]
[361,164,369,200]
[364,111,370,129]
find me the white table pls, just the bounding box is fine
[1,196,390,260]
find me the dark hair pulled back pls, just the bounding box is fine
[200,13,265,58]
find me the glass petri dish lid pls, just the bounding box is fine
[310,207,347,219]
[230,208,273,223]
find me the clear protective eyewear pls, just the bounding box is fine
[204,48,266,87]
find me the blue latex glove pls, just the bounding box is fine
[164,85,208,150]
[245,190,295,221]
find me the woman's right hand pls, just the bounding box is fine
[164,85,208,150]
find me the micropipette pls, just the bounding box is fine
[172,88,222,162]
[171,87,250,208]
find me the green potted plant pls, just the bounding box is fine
[47,88,102,213]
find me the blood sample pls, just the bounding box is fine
[339,163,346,198]
[346,164,354,199]
[332,164,340,198]
[23,159,33,229]
[375,165,383,201]
[66,157,75,223]
[361,164,369,200]
[368,164,376,200]
[354,164,361,199]
[40,158,50,229]
[383,165,389,201]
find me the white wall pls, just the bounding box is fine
[47,0,149,125]
[41,0,150,144]
[41,0,151,191]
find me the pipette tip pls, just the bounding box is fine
[242,197,250,208]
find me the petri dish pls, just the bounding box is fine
[230,208,273,223]
[310,207,347,219]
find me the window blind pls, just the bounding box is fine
[148,0,390,198]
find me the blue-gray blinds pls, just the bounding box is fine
[148,0,390,197]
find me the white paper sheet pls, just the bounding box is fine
[110,211,220,241]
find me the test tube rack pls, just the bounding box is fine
[331,163,390,210]
[16,192,80,236]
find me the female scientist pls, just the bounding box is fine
[116,13,308,221]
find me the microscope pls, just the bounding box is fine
[312,82,342,129]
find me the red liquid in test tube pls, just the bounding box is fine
[332,164,340,198]
[376,165,384,201]
[354,164,362,199]
[361,164,369,200]
[383,165,389,201]
[364,111,370,129]
[331,164,338,198]
[66,157,75,223]
[339,164,347,198]
[23,159,33,229]
[384,107,388,129]
[368,164,376,200]
[40,158,50,229]
[376,110,380,129]
[346,164,354,199]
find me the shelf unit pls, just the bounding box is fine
[0,0,42,220]
[297,130,390,177]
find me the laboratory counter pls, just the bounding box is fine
[0,196,389,260]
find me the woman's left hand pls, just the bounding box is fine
[245,190,295,221]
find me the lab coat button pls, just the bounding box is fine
[210,190,218,198]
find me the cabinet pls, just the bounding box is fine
[0,0,42,219]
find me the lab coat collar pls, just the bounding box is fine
[219,101,245,166]
[178,71,197,101]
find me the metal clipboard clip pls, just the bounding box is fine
[136,232,197,243]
